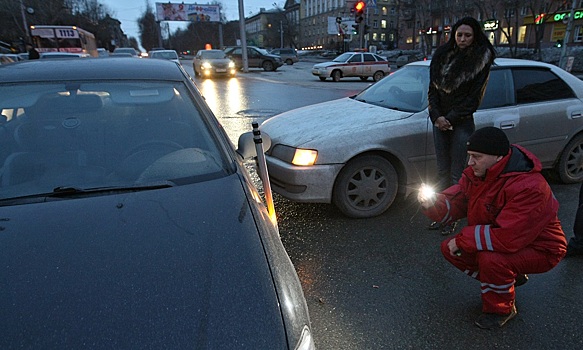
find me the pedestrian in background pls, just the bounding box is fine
[27,44,39,60]
[418,127,566,329]
[566,182,583,257]
[427,17,496,235]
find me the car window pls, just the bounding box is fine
[512,68,576,104]
[373,54,386,61]
[201,50,226,59]
[0,81,230,199]
[363,53,375,62]
[355,65,429,112]
[349,54,362,63]
[478,69,515,109]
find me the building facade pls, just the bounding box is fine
[244,0,583,53]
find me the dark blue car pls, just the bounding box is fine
[0,58,314,349]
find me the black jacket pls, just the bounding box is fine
[428,44,493,126]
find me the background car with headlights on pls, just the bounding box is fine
[192,49,236,78]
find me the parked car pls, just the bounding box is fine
[0,58,314,349]
[270,48,299,65]
[224,46,283,71]
[0,53,21,64]
[148,49,180,64]
[312,52,390,82]
[192,49,236,78]
[260,58,583,218]
[395,54,425,68]
[97,48,109,57]
[113,47,139,57]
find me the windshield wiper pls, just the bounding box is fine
[0,181,176,206]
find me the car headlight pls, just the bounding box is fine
[228,61,235,68]
[270,144,318,166]
[202,62,212,69]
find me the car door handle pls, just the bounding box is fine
[499,121,516,129]
[571,111,582,119]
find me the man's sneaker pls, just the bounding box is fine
[475,305,517,329]
[441,220,459,235]
[427,221,441,230]
[515,274,528,287]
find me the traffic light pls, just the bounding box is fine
[556,39,563,47]
[352,24,359,35]
[354,1,365,23]
[354,1,366,15]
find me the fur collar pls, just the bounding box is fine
[431,44,492,94]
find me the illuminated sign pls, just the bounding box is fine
[553,10,583,22]
[483,20,499,31]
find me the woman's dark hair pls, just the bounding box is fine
[443,17,496,58]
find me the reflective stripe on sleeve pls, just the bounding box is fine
[474,224,494,251]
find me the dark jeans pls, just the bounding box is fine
[432,118,475,191]
[568,182,583,249]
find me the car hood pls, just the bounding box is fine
[313,61,345,68]
[261,97,415,148]
[0,175,287,348]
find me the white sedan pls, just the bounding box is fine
[262,58,583,218]
[312,52,390,82]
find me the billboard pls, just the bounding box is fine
[328,17,356,35]
[155,2,220,22]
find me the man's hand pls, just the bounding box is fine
[434,116,452,131]
[447,238,460,256]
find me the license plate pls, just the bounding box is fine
[216,68,227,72]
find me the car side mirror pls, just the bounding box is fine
[236,131,272,160]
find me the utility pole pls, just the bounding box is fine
[238,0,248,72]
[280,20,283,48]
[19,0,29,42]
[559,0,578,69]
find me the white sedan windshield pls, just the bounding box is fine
[355,65,430,112]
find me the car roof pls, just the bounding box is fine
[0,57,186,83]
[407,57,557,69]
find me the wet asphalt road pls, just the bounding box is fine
[185,59,583,350]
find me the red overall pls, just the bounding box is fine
[424,145,566,314]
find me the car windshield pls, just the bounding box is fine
[201,51,226,59]
[0,81,229,200]
[333,53,352,63]
[153,51,178,59]
[354,65,430,112]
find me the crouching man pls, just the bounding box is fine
[418,126,566,329]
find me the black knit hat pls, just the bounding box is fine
[466,127,510,156]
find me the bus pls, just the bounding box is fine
[29,25,98,57]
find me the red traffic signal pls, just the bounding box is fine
[355,1,366,14]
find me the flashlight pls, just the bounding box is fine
[419,183,436,201]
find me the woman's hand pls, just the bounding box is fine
[435,116,452,131]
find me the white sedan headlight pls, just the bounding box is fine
[270,144,318,166]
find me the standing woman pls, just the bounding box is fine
[427,17,496,235]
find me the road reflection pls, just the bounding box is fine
[196,77,275,143]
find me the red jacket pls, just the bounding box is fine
[423,144,567,256]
